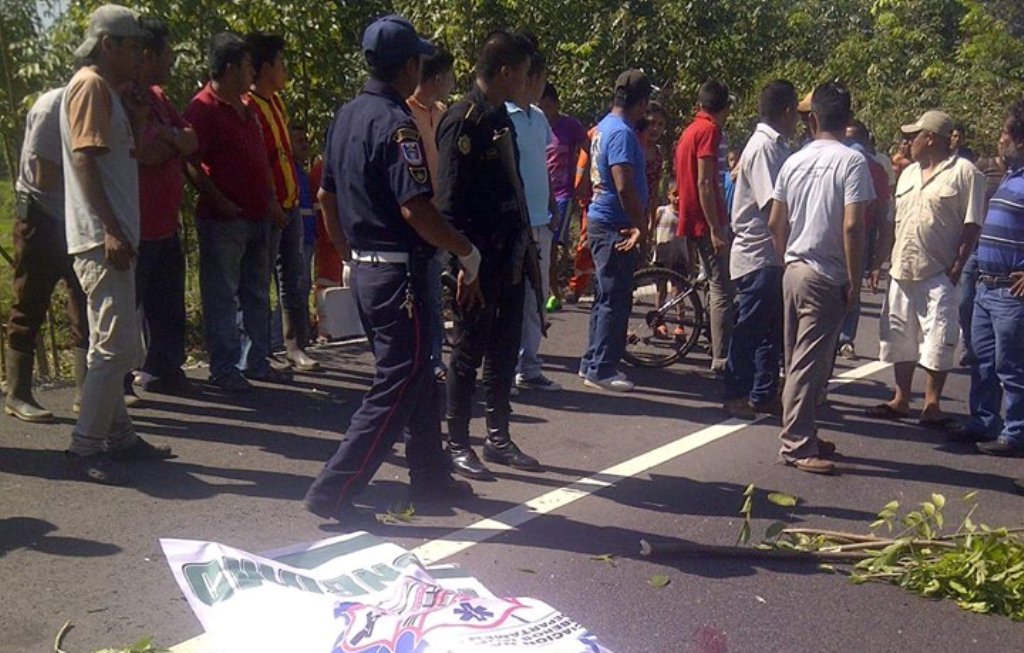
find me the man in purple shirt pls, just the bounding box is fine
[539,82,588,307]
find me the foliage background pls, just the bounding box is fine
[0,0,1022,359]
[3,0,1024,171]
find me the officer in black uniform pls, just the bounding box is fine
[436,31,544,479]
[304,15,483,523]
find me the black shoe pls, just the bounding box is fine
[209,371,253,393]
[950,429,995,444]
[304,497,375,527]
[243,366,292,384]
[109,437,175,462]
[448,448,492,480]
[976,439,1024,457]
[64,451,132,486]
[482,440,542,471]
[410,476,474,502]
[143,374,195,396]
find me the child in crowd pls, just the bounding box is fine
[652,183,688,338]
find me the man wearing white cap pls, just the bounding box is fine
[867,110,985,432]
[61,4,173,485]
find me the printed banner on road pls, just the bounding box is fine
[161,533,612,653]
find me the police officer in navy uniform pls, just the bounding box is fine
[304,15,483,522]
[437,31,544,479]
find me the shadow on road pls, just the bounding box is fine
[0,516,121,558]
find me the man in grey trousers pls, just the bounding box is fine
[768,82,874,474]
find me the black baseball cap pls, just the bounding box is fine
[614,69,657,98]
[362,15,435,67]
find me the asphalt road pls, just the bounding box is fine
[2,288,1023,653]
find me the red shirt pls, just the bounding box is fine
[184,83,272,221]
[674,110,724,238]
[865,155,890,230]
[311,160,342,286]
[139,86,188,241]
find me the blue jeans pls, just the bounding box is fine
[136,233,186,380]
[579,221,638,381]
[967,283,1024,445]
[197,217,272,380]
[552,197,573,247]
[958,251,980,358]
[725,266,782,403]
[267,207,308,351]
[839,237,870,345]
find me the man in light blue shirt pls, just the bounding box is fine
[578,69,652,392]
[507,50,559,392]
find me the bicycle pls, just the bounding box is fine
[623,265,707,368]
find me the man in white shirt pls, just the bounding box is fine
[723,80,798,420]
[62,4,173,485]
[867,110,985,432]
[768,82,874,474]
[509,50,559,394]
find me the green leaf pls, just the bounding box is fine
[647,574,671,589]
[743,483,755,497]
[962,491,978,502]
[764,521,787,540]
[766,492,798,507]
[817,564,836,573]
[737,522,751,546]
[931,493,946,509]
[589,554,617,567]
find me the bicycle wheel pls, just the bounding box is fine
[623,265,705,368]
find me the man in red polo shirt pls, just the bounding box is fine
[132,17,198,397]
[185,33,286,392]
[675,79,735,372]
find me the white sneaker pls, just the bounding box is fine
[584,373,634,392]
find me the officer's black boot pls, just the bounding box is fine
[4,348,54,423]
[482,407,542,471]
[446,417,491,480]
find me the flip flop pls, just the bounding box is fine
[919,416,966,434]
[865,403,910,420]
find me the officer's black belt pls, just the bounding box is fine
[350,250,409,264]
[978,272,1023,288]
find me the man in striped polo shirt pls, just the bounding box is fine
[968,99,1024,458]
[246,32,319,372]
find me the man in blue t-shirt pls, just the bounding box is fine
[578,69,652,392]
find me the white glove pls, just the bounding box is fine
[457,244,482,285]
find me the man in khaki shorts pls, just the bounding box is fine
[868,110,985,432]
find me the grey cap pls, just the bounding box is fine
[74,4,146,59]
[900,110,954,138]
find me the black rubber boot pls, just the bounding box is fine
[4,349,53,423]
[482,408,541,471]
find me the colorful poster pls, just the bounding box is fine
[161,533,611,653]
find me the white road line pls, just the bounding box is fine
[170,359,889,652]
[412,359,890,564]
